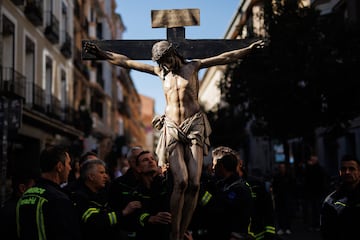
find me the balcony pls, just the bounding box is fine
[24,0,43,26]
[44,11,59,44]
[117,100,131,117]
[74,47,81,69]
[46,95,61,119]
[62,105,75,124]
[82,18,89,34]
[33,84,45,112]
[74,0,80,19]
[60,31,72,58]
[0,66,26,99]
[11,0,24,6]
[74,47,90,79]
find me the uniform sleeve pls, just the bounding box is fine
[229,184,253,234]
[49,197,82,240]
[72,191,124,231]
[320,200,338,240]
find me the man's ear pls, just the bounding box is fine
[18,183,27,194]
[56,161,64,173]
[88,172,95,181]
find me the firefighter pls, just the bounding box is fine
[16,145,82,240]
[70,159,141,240]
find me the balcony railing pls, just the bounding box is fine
[74,0,80,19]
[46,95,61,119]
[62,105,76,124]
[82,18,89,34]
[24,0,43,26]
[60,31,72,58]
[0,66,26,98]
[11,0,24,6]
[33,84,45,112]
[44,11,59,44]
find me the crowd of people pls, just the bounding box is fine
[0,143,359,240]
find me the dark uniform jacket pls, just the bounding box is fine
[320,183,360,240]
[70,182,128,240]
[195,174,254,240]
[16,178,81,240]
[126,174,171,240]
[108,168,140,237]
[246,176,276,240]
[0,195,21,240]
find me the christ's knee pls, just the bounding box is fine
[173,180,188,194]
[187,182,200,195]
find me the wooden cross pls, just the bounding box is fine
[82,8,258,60]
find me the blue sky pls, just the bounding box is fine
[115,0,241,114]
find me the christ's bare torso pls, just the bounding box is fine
[161,61,201,125]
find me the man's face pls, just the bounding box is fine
[212,147,235,173]
[129,147,143,169]
[136,152,158,174]
[340,160,360,185]
[89,164,109,191]
[60,152,72,183]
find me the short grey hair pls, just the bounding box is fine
[80,159,106,180]
[126,146,143,159]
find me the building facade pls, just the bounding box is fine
[0,0,147,204]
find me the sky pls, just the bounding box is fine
[115,0,241,114]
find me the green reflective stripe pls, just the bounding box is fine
[82,208,100,223]
[139,213,150,227]
[251,192,257,198]
[248,220,255,238]
[16,199,21,238]
[137,194,151,199]
[108,212,117,225]
[16,194,48,240]
[335,201,347,207]
[265,225,276,234]
[37,198,47,240]
[246,183,257,198]
[200,191,212,206]
[254,231,265,240]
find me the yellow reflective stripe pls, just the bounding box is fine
[248,219,255,238]
[265,225,276,234]
[36,198,47,240]
[139,213,150,227]
[108,212,117,225]
[246,182,257,198]
[16,195,48,239]
[251,191,257,198]
[255,232,265,240]
[82,208,100,223]
[200,191,212,206]
[334,201,346,207]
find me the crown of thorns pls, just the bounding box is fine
[152,41,174,61]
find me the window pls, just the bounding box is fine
[25,37,35,104]
[45,56,53,106]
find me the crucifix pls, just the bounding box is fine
[82,8,258,60]
[82,8,263,240]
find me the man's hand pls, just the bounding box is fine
[122,200,142,216]
[148,212,171,225]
